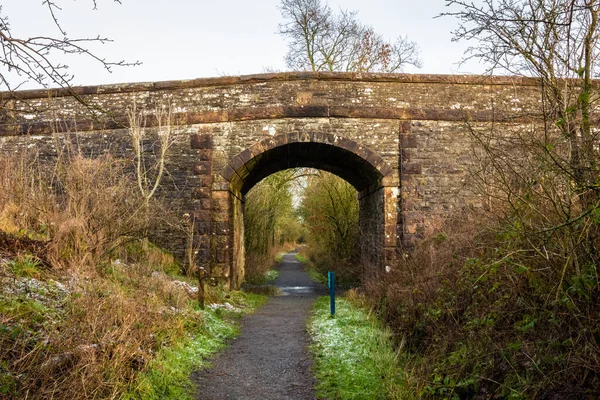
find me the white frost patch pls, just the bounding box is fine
[172,106,188,113]
[450,103,462,110]
[385,265,391,273]
[208,302,243,313]
[364,88,373,95]
[172,280,199,296]
[391,188,400,198]
[263,125,277,136]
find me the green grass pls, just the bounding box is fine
[245,269,280,285]
[6,255,42,278]
[124,292,267,400]
[296,253,327,284]
[295,253,308,264]
[308,296,411,400]
[264,269,279,282]
[274,252,285,263]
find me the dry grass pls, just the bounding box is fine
[363,204,600,398]
[0,149,219,399]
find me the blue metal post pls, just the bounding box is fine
[329,271,335,316]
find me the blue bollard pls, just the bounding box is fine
[328,271,335,317]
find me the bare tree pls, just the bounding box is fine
[443,0,600,298]
[278,0,421,72]
[442,0,600,204]
[0,1,139,92]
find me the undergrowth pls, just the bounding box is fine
[125,292,266,400]
[0,150,267,399]
[364,208,600,398]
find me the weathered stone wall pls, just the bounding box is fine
[0,72,544,287]
[359,188,385,268]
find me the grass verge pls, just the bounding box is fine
[296,253,327,284]
[125,292,266,400]
[308,295,411,400]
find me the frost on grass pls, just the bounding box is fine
[308,297,409,400]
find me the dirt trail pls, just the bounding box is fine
[193,251,326,400]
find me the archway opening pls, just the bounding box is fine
[243,168,362,285]
[220,133,396,289]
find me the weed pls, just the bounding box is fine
[6,255,42,278]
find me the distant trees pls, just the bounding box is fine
[0,0,138,91]
[278,0,421,72]
[244,170,305,279]
[298,171,360,283]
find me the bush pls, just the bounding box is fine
[364,203,600,398]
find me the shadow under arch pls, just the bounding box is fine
[220,132,398,289]
[221,132,394,196]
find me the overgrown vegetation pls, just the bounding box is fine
[299,171,361,284]
[308,293,409,400]
[243,169,305,282]
[296,251,327,285]
[359,2,600,397]
[0,138,264,398]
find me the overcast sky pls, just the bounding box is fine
[2,0,487,89]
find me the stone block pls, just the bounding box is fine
[296,91,313,105]
[195,221,211,235]
[403,163,422,175]
[216,250,229,264]
[230,155,245,172]
[193,210,211,223]
[199,198,212,210]
[400,134,418,148]
[196,249,211,262]
[191,133,214,149]
[193,161,212,175]
[198,175,214,187]
[197,149,213,161]
[213,221,229,235]
[221,164,236,181]
[238,148,253,164]
[193,186,212,199]
[400,120,412,133]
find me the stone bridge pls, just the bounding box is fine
[0,72,542,288]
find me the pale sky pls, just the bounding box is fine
[2,0,486,89]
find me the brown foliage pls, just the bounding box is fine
[0,150,201,399]
[364,202,600,397]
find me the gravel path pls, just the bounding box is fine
[192,251,326,400]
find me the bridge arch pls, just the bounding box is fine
[218,132,399,289]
